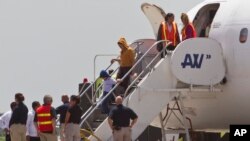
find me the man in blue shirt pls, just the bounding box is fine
[9,93,28,141]
[56,95,69,141]
[108,96,138,141]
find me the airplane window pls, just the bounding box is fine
[240,28,248,43]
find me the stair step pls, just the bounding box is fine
[94,119,104,122]
[90,121,103,129]
[93,114,107,121]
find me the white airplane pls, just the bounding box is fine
[81,0,250,140]
[142,0,250,130]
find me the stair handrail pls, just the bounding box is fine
[106,40,171,140]
[92,66,120,101]
[93,54,119,82]
[124,41,172,99]
[92,41,145,102]
[80,40,169,128]
[79,43,142,99]
[79,57,118,98]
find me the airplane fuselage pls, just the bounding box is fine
[171,0,250,129]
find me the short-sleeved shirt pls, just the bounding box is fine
[56,102,69,124]
[103,77,116,93]
[109,104,138,127]
[67,105,83,124]
[0,111,12,129]
[26,110,38,137]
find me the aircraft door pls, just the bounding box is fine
[141,3,166,37]
[192,3,220,38]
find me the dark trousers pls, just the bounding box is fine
[101,91,113,114]
[167,45,176,51]
[117,67,132,92]
[6,134,11,141]
[158,44,176,58]
[30,137,40,141]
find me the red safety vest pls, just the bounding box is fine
[161,21,178,46]
[182,23,196,41]
[36,105,53,132]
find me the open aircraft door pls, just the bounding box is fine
[141,3,166,37]
[171,38,226,86]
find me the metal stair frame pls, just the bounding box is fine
[79,40,170,133]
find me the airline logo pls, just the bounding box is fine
[170,38,225,85]
[181,54,212,69]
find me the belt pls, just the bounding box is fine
[12,123,26,125]
[114,125,130,128]
[41,131,53,134]
[68,122,79,124]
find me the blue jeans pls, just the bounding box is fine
[101,91,112,114]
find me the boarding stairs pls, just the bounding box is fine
[79,38,226,141]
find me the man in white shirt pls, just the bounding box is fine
[26,101,41,141]
[0,102,17,141]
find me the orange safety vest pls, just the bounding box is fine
[161,21,178,46]
[181,23,196,41]
[36,105,53,132]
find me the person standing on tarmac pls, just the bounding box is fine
[0,102,17,141]
[181,13,197,41]
[26,101,41,141]
[9,93,28,141]
[34,95,57,141]
[157,13,180,56]
[56,95,70,141]
[108,96,138,141]
[64,95,83,141]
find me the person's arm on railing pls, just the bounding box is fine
[111,58,121,64]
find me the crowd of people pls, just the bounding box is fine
[0,93,138,141]
[0,93,83,141]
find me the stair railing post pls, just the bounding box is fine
[159,112,167,141]
[178,92,191,141]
